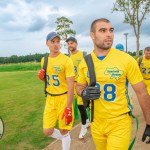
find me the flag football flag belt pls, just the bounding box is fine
[47,91,67,96]
[144,78,150,80]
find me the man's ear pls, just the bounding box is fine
[46,41,49,47]
[90,32,95,41]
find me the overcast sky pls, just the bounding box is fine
[0,0,150,57]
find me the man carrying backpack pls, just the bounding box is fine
[37,32,75,150]
[76,18,150,150]
[66,36,90,139]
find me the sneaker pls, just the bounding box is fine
[79,125,87,139]
[86,119,90,128]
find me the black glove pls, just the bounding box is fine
[81,86,100,107]
[142,124,150,143]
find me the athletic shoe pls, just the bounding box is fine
[86,119,90,128]
[79,125,87,139]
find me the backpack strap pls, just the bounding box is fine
[83,51,87,57]
[84,54,96,86]
[138,56,143,67]
[43,55,48,95]
[84,54,96,122]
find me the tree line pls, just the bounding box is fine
[0,53,48,64]
[0,50,143,64]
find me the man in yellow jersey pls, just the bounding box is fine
[37,32,75,150]
[66,36,90,139]
[137,47,150,96]
[76,18,150,150]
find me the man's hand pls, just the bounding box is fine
[142,124,150,143]
[62,107,72,125]
[81,86,100,101]
[38,69,45,80]
[81,86,100,108]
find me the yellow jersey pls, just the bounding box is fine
[41,53,74,95]
[77,48,143,118]
[137,56,150,94]
[70,50,85,81]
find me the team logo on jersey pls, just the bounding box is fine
[53,65,63,73]
[76,59,81,64]
[104,67,124,80]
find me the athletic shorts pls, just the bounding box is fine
[43,94,74,130]
[91,113,132,150]
[144,79,150,95]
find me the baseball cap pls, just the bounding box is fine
[66,36,77,43]
[115,43,124,51]
[46,32,60,41]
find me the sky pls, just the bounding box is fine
[0,0,150,57]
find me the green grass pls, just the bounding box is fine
[0,71,52,150]
[0,62,41,72]
[0,70,80,150]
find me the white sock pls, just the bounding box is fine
[50,128,63,140]
[82,124,87,129]
[62,132,71,150]
[86,118,90,124]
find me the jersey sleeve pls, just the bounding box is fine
[127,57,143,85]
[65,58,75,78]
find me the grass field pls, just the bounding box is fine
[0,71,52,150]
[0,62,40,72]
[0,63,80,150]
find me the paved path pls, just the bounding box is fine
[43,124,96,150]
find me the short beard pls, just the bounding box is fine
[69,47,76,52]
[96,44,112,50]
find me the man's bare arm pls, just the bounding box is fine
[76,82,87,96]
[132,81,150,124]
[66,76,75,107]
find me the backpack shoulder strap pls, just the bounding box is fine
[84,54,96,86]
[84,54,96,122]
[83,51,87,57]
[138,56,143,67]
[43,55,48,95]
[43,55,48,71]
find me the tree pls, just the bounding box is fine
[112,0,150,56]
[55,16,76,54]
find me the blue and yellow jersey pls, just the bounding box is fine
[137,56,150,94]
[70,50,85,81]
[137,56,150,80]
[41,53,74,95]
[77,48,143,118]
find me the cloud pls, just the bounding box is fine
[0,0,59,32]
[141,17,150,36]
[27,17,47,32]
[0,0,150,57]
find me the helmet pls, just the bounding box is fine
[115,43,124,51]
